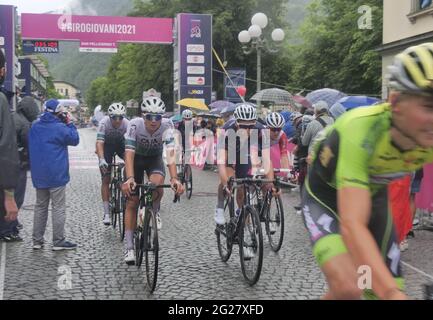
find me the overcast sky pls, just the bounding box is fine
[1,0,73,14]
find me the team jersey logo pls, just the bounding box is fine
[319,145,334,168]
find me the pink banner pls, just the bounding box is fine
[415,163,433,212]
[21,14,173,44]
[191,137,217,170]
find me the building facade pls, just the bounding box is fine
[53,80,80,100]
[378,0,433,98]
[18,55,50,110]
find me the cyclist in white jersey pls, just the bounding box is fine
[121,96,184,265]
[96,103,129,225]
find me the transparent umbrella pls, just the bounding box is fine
[251,88,295,106]
[306,88,347,107]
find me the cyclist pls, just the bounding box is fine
[177,109,197,164]
[96,103,129,226]
[215,103,277,258]
[302,42,433,300]
[121,96,184,265]
[265,112,291,175]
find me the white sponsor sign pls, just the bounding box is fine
[187,44,204,53]
[0,37,4,46]
[187,55,204,64]
[79,47,118,53]
[187,77,205,85]
[187,66,205,75]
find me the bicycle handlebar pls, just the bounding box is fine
[108,163,125,168]
[255,168,292,175]
[134,183,180,203]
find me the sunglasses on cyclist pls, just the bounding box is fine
[270,128,282,132]
[110,116,124,121]
[237,122,256,129]
[144,114,162,122]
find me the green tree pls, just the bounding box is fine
[86,76,113,113]
[101,0,292,108]
[37,55,64,99]
[288,0,383,95]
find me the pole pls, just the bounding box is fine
[256,43,262,112]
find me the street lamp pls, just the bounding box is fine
[238,13,285,110]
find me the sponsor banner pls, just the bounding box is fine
[23,40,60,54]
[79,41,117,53]
[187,55,204,64]
[187,76,205,85]
[416,163,433,212]
[191,136,217,169]
[186,44,205,53]
[187,66,205,75]
[177,13,212,106]
[21,13,173,45]
[224,68,246,103]
[180,86,212,103]
[0,5,16,92]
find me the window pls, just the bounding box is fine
[408,0,433,22]
[65,89,69,97]
[420,0,433,10]
[412,0,433,12]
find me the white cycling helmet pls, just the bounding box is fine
[182,109,193,119]
[141,96,166,114]
[266,112,286,128]
[108,103,126,116]
[234,103,257,121]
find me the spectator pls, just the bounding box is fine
[302,101,334,155]
[329,103,346,120]
[5,96,40,238]
[215,117,225,128]
[280,111,295,139]
[206,118,217,134]
[29,99,79,251]
[0,50,20,242]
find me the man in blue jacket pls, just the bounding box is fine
[29,99,79,250]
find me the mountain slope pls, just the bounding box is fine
[44,0,134,93]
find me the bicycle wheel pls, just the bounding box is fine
[135,208,145,267]
[117,188,125,240]
[215,193,234,262]
[184,164,193,199]
[144,208,159,293]
[239,205,263,286]
[110,181,117,228]
[265,194,285,252]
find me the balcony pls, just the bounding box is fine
[408,0,433,22]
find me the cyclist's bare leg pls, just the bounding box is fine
[236,186,245,209]
[124,196,139,249]
[149,173,165,212]
[101,175,110,202]
[320,253,363,300]
[217,166,235,209]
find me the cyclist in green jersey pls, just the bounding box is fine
[302,42,433,300]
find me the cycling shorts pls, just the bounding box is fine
[301,178,404,297]
[100,142,125,177]
[129,154,166,197]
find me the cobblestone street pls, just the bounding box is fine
[1,128,432,300]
